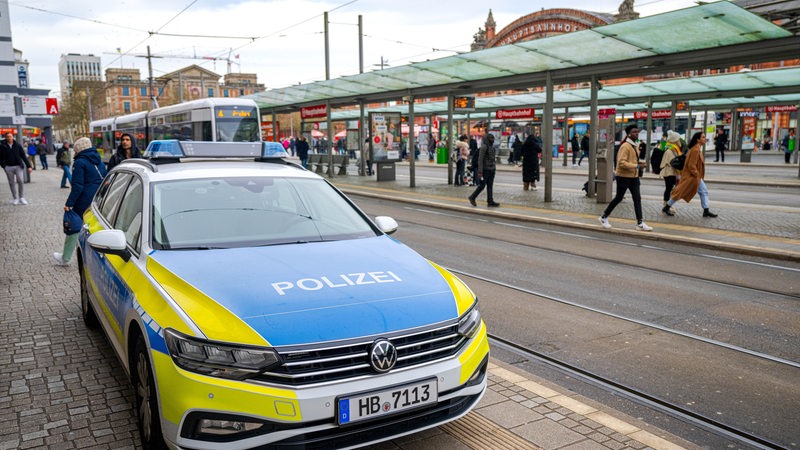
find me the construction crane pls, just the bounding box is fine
[102,48,241,74]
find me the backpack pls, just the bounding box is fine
[650,147,665,175]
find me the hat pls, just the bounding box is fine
[73,137,92,153]
[666,131,681,143]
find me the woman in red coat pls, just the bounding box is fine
[663,132,717,217]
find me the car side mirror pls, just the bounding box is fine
[88,229,132,262]
[374,216,398,235]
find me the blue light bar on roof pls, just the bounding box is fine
[144,140,290,159]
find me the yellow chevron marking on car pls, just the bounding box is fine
[459,322,490,384]
[428,261,475,315]
[152,352,302,425]
[147,257,270,345]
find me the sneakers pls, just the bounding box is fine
[18,197,28,205]
[12,198,19,205]
[636,222,653,232]
[598,216,612,229]
[52,252,69,266]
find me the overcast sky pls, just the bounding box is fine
[8,0,702,96]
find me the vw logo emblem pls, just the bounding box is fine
[369,339,397,373]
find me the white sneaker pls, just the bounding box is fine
[19,197,28,205]
[572,164,577,168]
[636,222,653,232]
[12,198,19,205]
[52,252,69,266]
[598,216,612,229]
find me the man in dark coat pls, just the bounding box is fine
[1,132,32,204]
[295,135,310,169]
[468,134,499,207]
[107,133,142,171]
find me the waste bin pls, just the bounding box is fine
[739,150,751,163]
[376,161,396,181]
[436,147,448,164]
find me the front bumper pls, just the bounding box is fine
[157,323,490,450]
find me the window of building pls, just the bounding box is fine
[124,101,131,113]
[239,89,244,96]
[223,89,229,97]
[208,88,215,97]
[141,87,147,96]
[122,86,130,96]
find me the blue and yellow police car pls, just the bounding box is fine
[77,140,489,449]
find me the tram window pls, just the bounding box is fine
[198,122,212,141]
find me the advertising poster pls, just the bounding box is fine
[369,112,401,161]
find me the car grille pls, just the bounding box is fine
[254,323,466,385]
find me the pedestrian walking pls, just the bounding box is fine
[520,133,541,191]
[36,139,49,170]
[1,132,32,205]
[454,135,469,186]
[663,132,718,218]
[599,125,652,231]
[295,135,310,169]
[659,131,682,216]
[106,133,142,171]
[56,141,73,189]
[713,128,726,162]
[571,131,580,167]
[468,134,500,207]
[27,139,37,170]
[578,131,589,166]
[782,129,795,164]
[53,137,107,266]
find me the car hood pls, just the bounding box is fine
[148,236,462,346]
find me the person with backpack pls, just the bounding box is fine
[468,134,500,207]
[659,131,682,216]
[56,141,72,189]
[663,132,718,218]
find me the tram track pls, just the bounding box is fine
[396,205,800,300]
[487,334,787,450]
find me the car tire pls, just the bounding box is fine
[79,263,99,328]
[133,336,167,450]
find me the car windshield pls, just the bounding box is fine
[151,176,377,249]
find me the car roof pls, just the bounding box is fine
[115,159,321,183]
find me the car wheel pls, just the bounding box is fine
[80,264,99,328]
[133,336,167,449]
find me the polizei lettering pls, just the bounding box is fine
[272,271,403,296]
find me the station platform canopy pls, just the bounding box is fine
[247,1,797,113]
[326,66,800,120]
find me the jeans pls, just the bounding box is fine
[470,170,496,203]
[300,157,308,169]
[39,154,48,169]
[603,176,643,223]
[698,179,709,209]
[61,165,72,187]
[455,159,465,185]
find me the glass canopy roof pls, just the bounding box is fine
[248,1,792,112]
[326,67,800,120]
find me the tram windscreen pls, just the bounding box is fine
[214,106,260,142]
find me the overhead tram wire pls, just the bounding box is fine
[105,0,199,69]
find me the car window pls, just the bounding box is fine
[113,177,143,254]
[93,172,116,210]
[151,176,377,249]
[100,173,132,224]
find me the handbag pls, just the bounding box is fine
[669,153,687,171]
[63,209,83,235]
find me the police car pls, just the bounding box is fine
[77,140,489,449]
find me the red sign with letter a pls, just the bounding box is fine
[46,98,59,115]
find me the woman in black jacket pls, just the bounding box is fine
[520,134,541,191]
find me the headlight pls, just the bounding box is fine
[165,329,281,380]
[457,304,482,338]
